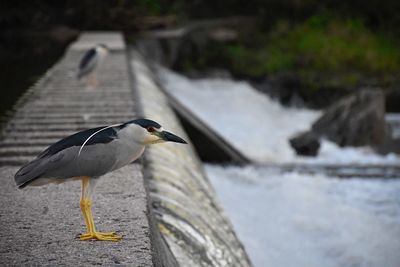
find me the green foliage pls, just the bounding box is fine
[224,44,294,76]
[138,0,162,15]
[223,15,400,78]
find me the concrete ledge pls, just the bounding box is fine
[1,31,252,266]
[0,32,133,166]
[131,50,252,267]
[69,31,125,51]
[0,165,153,266]
[0,32,155,266]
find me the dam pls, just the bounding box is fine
[0,32,251,267]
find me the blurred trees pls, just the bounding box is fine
[1,0,400,111]
[1,0,400,34]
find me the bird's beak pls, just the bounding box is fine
[160,131,187,144]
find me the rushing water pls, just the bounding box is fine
[159,67,400,267]
[206,165,400,267]
[159,67,400,165]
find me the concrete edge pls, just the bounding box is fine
[152,67,251,165]
[130,48,253,267]
[126,46,180,267]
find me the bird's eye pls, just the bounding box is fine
[147,127,155,132]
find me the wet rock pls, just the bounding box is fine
[386,88,400,112]
[208,27,239,42]
[377,137,400,155]
[289,131,320,157]
[312,89,386,147]
[253,74,306,108]
[376,124,400,155]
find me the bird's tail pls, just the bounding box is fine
[15,158,46,189]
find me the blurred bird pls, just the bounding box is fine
[77,44,109,87]
[15,119,187,241]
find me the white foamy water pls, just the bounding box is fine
[206,164,400,267]
[158,67,400,266]
[159,68,400,165]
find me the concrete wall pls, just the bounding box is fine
[130,50,252,267]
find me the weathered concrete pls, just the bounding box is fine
[0,165,152,266]
[69,32,125,50]
[0,34,136,166]
[0,31,253,267]
[0,32,154,266]
[131,50,252,267]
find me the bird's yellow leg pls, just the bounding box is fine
[85,200,118,236]
[79,198,93,233]
[79,177,122,241]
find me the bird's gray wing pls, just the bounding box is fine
[15,126,119,188]
[77,48,97,80]
[14,152,68,188]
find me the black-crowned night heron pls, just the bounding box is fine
[77,44,109,87]
[15,119,187,241]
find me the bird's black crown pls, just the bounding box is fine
[128,119,161,129]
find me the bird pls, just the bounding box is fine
[14,119,187,241]
[76,44,110,87]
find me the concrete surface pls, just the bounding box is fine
[0,32,155,266]
[0,165,152,266]
[69,32,125,50]
[0,31,253,267]
[0,33,134,167]
[131,50,252,267]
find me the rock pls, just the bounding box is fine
[312,89,386,147]
[253,74,306,108]
[386,88,400,112]
[208,27,239,42]
[289,131,321,156]
[376,124,400,155]
[377,137,400,155]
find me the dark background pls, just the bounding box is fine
[1,0,400,115]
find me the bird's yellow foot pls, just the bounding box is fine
[79,231,122,241]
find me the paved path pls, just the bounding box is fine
[0,165,151,266]
[0,33,153,266]
[0,31,253,267]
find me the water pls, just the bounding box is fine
[159,68,400,165]
[206,165,400,267]
[159,67,400,267]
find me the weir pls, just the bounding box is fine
[131,50,252,266]
[0,32,251,266]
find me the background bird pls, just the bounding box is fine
[14,119,187,241]
[76,44,109,87]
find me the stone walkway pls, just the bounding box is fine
[0,31,253,267]
[0,33,153,266]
